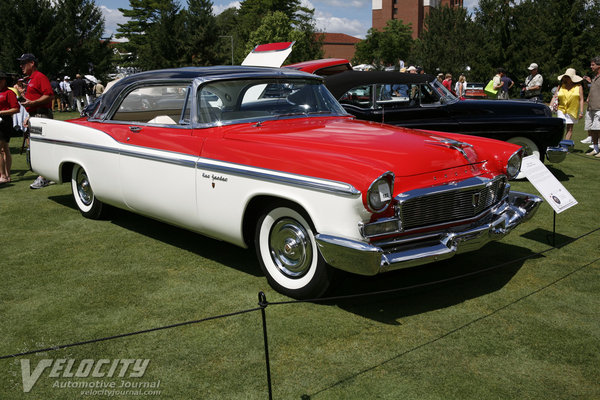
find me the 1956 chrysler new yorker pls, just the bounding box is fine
[29,66,543,299]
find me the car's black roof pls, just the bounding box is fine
[324,71,435,99]
[94,66,318,117]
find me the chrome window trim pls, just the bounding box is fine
[190,76,347,128]
[30,136,360,197]
[96,80,193,123]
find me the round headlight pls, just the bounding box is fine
[507,151,522,179]
[367,173,394,212]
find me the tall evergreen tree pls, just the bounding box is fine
[183,0,219,65]
[415,5,483,78]
[116,0,160,66]
[54,0,113,78]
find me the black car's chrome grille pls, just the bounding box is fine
[397,177,507,231]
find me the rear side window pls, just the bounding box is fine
[112,84,189,125]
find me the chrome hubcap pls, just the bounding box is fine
[76,169,93,206]
[269,218,312,278]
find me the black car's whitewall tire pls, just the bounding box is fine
[255,206,332,299]
[507,136,540,160]
[71,164,104,219]
[507,136,540,179]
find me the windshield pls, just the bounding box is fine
[197,78,347,125]
[431,79,458,104]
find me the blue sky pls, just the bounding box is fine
[96,0,479,40]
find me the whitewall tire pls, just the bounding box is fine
[255,206,332,299]
[71,164,104,219]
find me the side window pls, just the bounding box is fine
[339,85,372,108]
[375,84,414,109]
[419,84,442,105]
[111,84,189,125]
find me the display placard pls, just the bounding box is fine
[521,155,578,213]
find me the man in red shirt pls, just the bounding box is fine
[17,53,55,188]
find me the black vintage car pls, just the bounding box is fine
[324,71,567,164]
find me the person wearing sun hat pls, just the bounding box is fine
[552,68,585,140]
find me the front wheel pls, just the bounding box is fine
[71,164,105,219]
[255,206,333,299]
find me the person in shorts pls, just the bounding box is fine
[583,56,600,157]
[552,68,584,141]
[0,71,19,185]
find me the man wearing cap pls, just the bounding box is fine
[17,53,54,189]
[524,63,543,102]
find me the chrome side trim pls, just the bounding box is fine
[30,135,361,197]
[30,136,120,155]
[196,158,361,197]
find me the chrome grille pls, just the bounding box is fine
[397,177,506,230]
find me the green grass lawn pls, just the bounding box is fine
[1,114,598,399]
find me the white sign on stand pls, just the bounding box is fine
[520,155,578,213]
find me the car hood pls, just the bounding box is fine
[202,117,493,192]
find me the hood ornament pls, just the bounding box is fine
[426,137,474,162]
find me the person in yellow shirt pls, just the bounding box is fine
[554,68,584,140]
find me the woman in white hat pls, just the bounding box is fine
[554,68,584,140]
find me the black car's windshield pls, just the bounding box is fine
[197,78,346,125]
[431,79,459,104]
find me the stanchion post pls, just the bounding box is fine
[552,211,557,247]
[258,292,273,400]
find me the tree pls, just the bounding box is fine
[353,19,413,68]
[182,0,219,66]
[116,0,161,66]
[353,27,383,66]
[0,0,112,80]
[232,0,321,64]
[414,5,477,77]
[54,0,113,77]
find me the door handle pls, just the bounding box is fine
[129,126,142,133]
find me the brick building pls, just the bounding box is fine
[319,33,362,61]
[372,0,463,38]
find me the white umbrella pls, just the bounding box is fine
[84,74,98,84]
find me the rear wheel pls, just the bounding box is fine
[71,164,104,219]
[255,206,332,299]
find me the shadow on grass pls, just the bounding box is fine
[48,194,261,278]
[521,227,575,248]
[48,193,542,323]
[324,241,542,325]
[546,164,573,181]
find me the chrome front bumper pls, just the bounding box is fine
[315,191,542,276]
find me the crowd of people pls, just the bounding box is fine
[0,53,106,187]
[1,53,600,189]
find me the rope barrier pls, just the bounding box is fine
[0,307,262,360]
[0,227,597,399]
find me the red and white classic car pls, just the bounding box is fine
[29,67,542,299]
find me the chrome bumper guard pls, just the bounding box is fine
[315,191,542,276]
[546,140,573,164]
